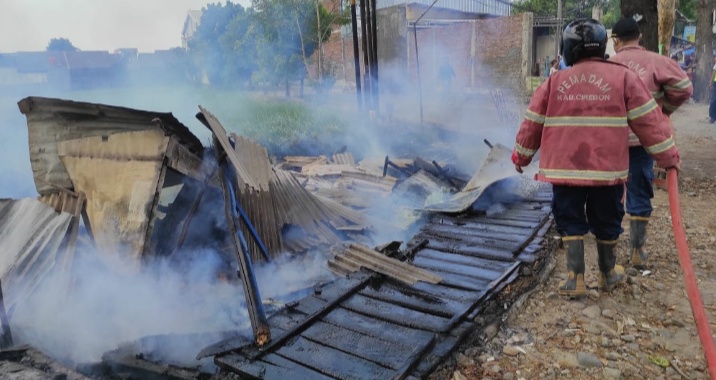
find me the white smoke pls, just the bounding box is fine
[10,244,335,367]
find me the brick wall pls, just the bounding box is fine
[407,14,529,95]
[315,9,532,96]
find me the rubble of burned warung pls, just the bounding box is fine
[0,96,555,379]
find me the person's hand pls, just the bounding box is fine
[515,164,523,174]
[667,160,681,175]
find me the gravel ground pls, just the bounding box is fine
[438,102,716,380]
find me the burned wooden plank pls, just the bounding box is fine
[392,333,437,380]
[411,321,475,377]
[268,312,313,331]
[253,273,372,360]
[426,240,516,261]
[321,308,432,348]
[414,249,513,272]
[358,282,466,318]
[421,224,526,243]
[339,294,451,333]
[417,230,517,251]
[275,337,394,380]
[164,138,211,180]
[431,271,492,291]
[412,256,505,281]
[197,333,262,360]
[432,215,539,230]
[216,353,334,380]
[301,321,412,369]
[407,280,482,303]
[291,296,329,315]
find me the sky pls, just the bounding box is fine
[0,0,250,53]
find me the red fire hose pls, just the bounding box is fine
[667,169,716,380]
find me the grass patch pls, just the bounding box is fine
[228,98,347,157]
[1,85,351,158]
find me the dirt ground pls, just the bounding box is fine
[443,102,716,380]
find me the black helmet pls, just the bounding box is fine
[561,18,607,66]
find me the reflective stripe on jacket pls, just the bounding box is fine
[610,45,693,146]
[512,58,680,187]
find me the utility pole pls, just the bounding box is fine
[555,0,563,59]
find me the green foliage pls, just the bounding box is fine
[678,0,696,21]
[188,2,250,86]
[230,98,347,156]
[513,0,622,28]
[46,38,78,51]
[187,0,343,90]
[601,0,620,29]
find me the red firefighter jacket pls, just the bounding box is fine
[610,45,693,146]
[512,58,680,187]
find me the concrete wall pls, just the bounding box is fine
[406,13,532,95]
[318,10,533,96]
[377,5,409,93]
[535,34,558,72]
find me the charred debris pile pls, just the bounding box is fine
[0,96,555,379]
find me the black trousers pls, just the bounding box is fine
[552,184,625,241]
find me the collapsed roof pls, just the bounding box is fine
[3,96,555,379]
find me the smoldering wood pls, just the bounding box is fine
[0,280,12,349]
[217,154,270,347]
[430,160,457,188]
[214,189,555,379]
[252,273,373,361]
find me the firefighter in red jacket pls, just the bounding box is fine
[512,19,681,297]
[609,17,693,269]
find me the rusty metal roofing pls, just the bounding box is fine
[210,183,554,379]
[18,97,203,195]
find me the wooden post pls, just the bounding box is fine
[217,147,270,347]
[351,0,363,110]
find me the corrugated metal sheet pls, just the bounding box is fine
[18,96,202,195]
[38,191,84,217]
[198,107,369,261]
[58,130,169,259]
[0,198,73,309]
[329,243,442,285]
[377,0,512,16]
[423,143,536,213]
[331,153,356,166]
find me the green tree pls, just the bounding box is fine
[251,0,335,96]
[188,2,252,86]
[46,38,78,51]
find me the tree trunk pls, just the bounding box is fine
[658,0,676,57]
[295,13,312,81]
[316,0,323,84]
[694,0,714,102]
[621,0,660,52]
[285,78,290,97]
